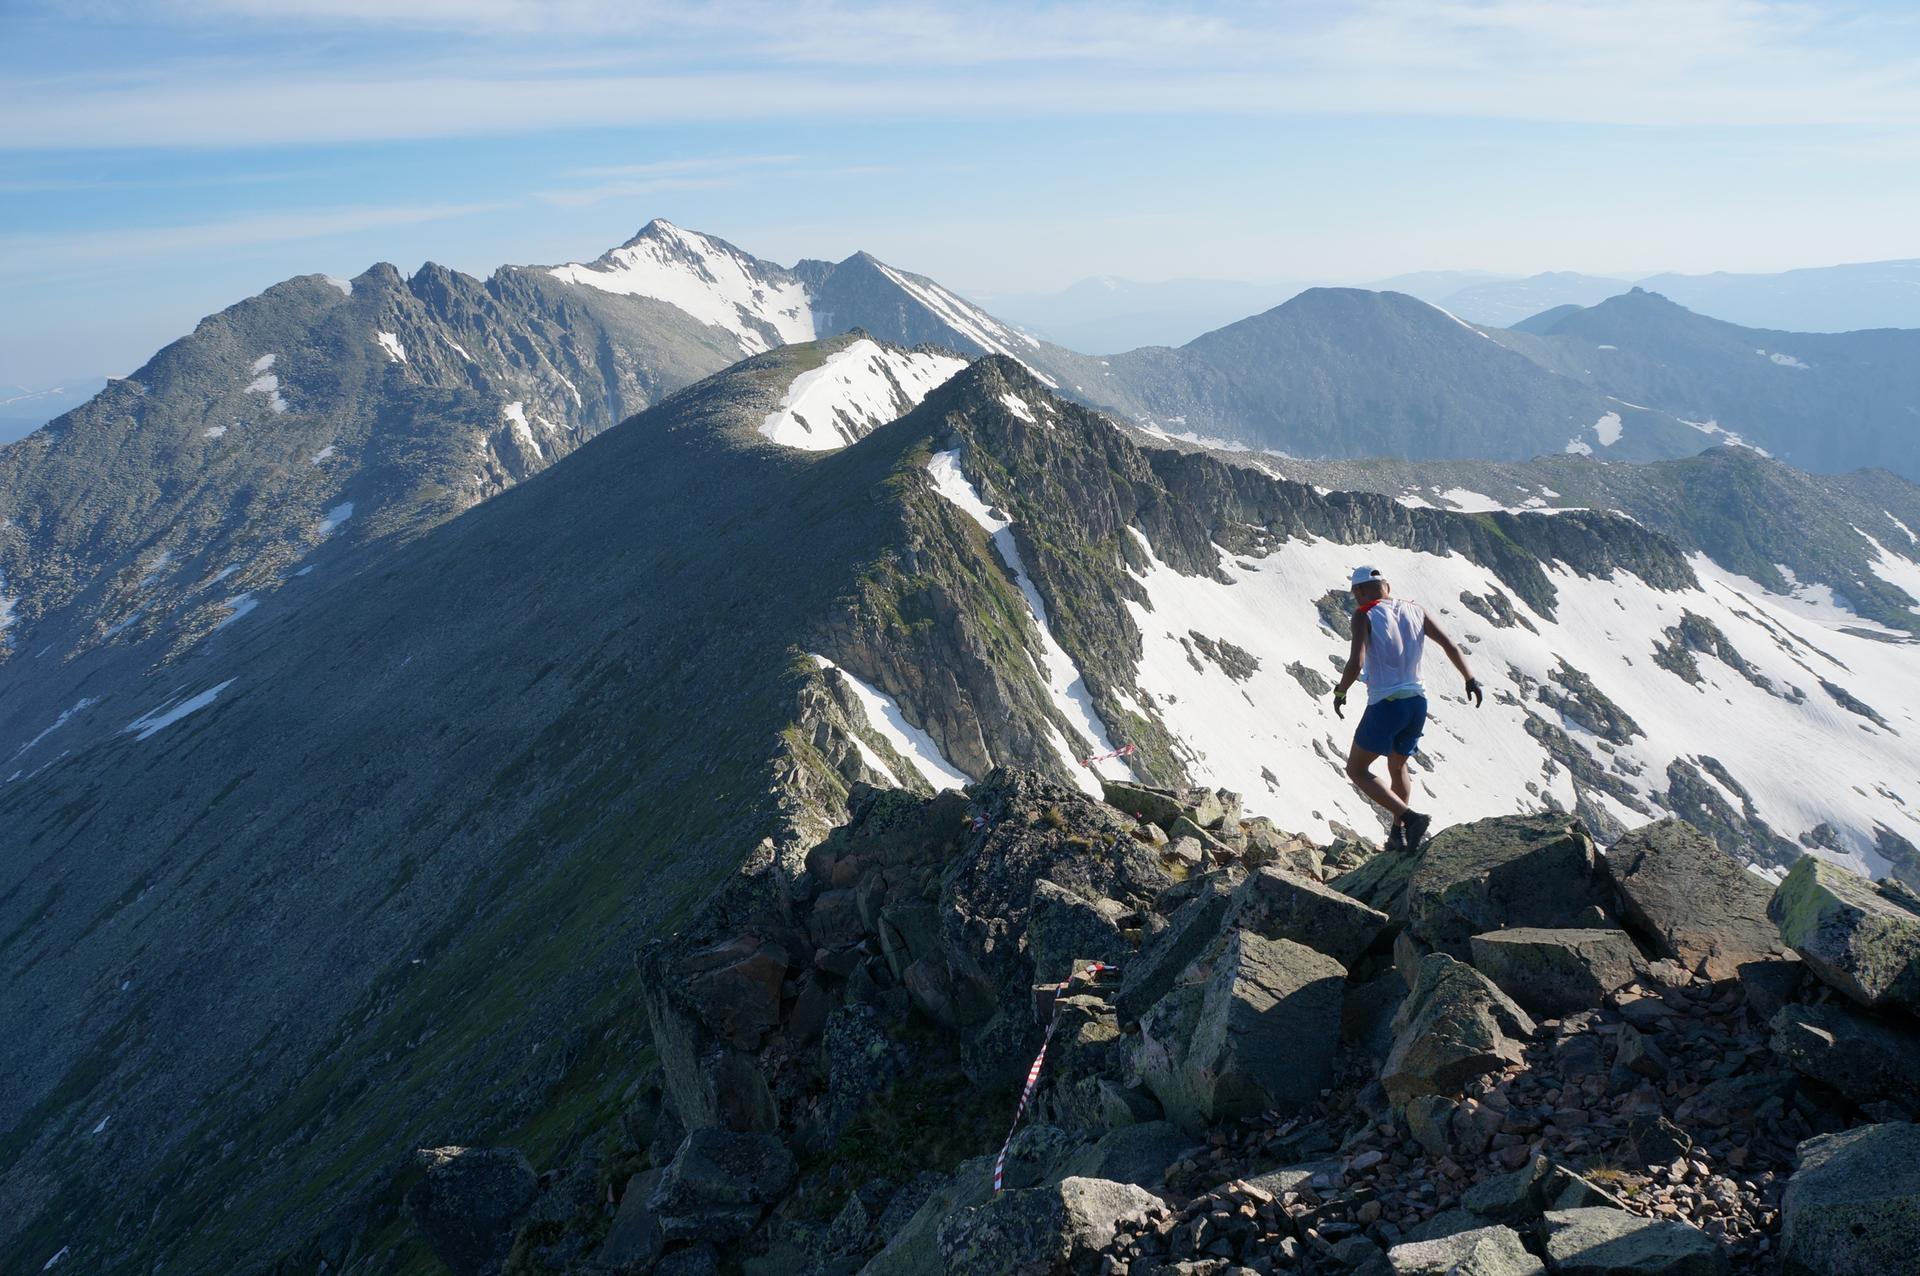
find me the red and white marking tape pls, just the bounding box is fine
[1077,742,1136,767]
[992,960,1116,1192]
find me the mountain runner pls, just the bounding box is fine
[1332,566,1483,852]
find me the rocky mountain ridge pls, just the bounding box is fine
[4,345,1918,1273]
[400,770,1920,1276]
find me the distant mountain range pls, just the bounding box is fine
[1394,260,1920,333]
[978,259,1920,354]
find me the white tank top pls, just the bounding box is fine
[1360,598,1427,704]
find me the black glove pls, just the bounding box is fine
[1333,688,1347,719]
[1465,677,1484,708]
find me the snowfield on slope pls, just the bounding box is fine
[809,654,969,790]
[759,340,965,451]
[927,449,1128,794]
[1120,527,1919,875]
[547,221,814,356]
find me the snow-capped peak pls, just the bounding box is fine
[547,223,815,357]
[759,339,966,451]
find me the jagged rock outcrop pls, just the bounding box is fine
[1609,820,1790,979]
[1133,930,1346,1131]
[1778,1122,1920,1276]
[406,1147,539,1276]
[1768,855,1920,1013]
[1382,954,1537,1105]
[936,1176,1167,1275]
[413,784,1920,1276]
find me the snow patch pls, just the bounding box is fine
[244,373,287,414]
[322,275,352,296]
[871,260,1049,369]
[212,592,257,631]
[203,424,228,439]
[1117,527,1920,864]
[124,680,236,742]
[925,449,1123,792]
[375,331,407,363]
[1592,411,1624,447]
[809,654,969,790]
[998,392,1038,424]
[548,221,814,355]
[1760,349,1810,369]
[310,445,335,464]
[91,1116,110,1135]
[9,696,97,762]
[758,339,965,451]
[1435,488,1504,513]
[251,353,276,373]
[316,502,354,537]
[1564,437,1594,456]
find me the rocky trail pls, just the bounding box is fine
[399,771,1920,1276]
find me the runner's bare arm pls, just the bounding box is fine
[1334,622,1367,699]
[1422,614,1474,682]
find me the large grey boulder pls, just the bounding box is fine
[1063,1121,1195,1191]
[1608,820,1788,979]
[1230,864,1389,965]
[1779,1122,1920,1276]
[1026,879,1131,984]
[648,1129,796,1244]
[1769,1003,1920,1116]
[1114,871,1239,1021]
[1382,954,1536,1106]
[1134,930,1345,1131]
[1460,1154,1623,1224]
[1769,855,1920,1014]
[936,1175,1165,1275]
[1406,815,1617,958]
[405,1146,539,1276]
[1386,1223,1544,1276]
[1467,928,1639,1016]
[596,1171,666,1272]
[1541,1207,1727,1275]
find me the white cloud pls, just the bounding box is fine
[6,1,1918,149]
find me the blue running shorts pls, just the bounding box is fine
[1355,694,1427,757]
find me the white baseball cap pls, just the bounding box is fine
[1350,565,1385,587]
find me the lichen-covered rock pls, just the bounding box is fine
[1769,855,1920,1014]
[1382,954,1536,1106]
[1114,872,1238,1021]
[1541,1207,1728,1275]
[1026,879,1131,984]
[1134,931,1345,1131]
[1460,1154,1622,1224]
[648,1130,796,1244]
[1769,1003,1920,1116]
[1609,820,1788,979]
[1229,864,1390,966]
[1062,1120,1195,1191]
[936,1176,1165,1275]
[406,1146,538,1276]
[1466,928,1639,1016]
[1406,815,1617,958]
[1385,1223,1544,1276]
[1779,1123,1920,1276]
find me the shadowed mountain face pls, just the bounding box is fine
[1490,288,1920,479]
[5,346,1919,1272]
[1061,288,1709,462]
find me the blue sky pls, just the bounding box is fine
[3,0,1919,385]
